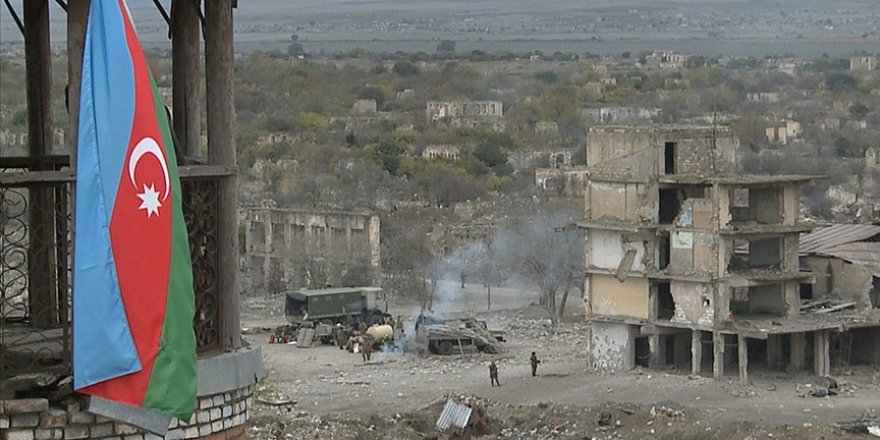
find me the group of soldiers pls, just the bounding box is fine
[332,315,403,362]
[488,352,541,387]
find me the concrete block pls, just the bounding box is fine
[182,427,199,439]
[89,423,113,437]
[39,410,68,428]
[211,395,224,407]
[198,425,212,437]
[34,429,62,440]
[197,347,262,396]
[11,413,41,428]
[1,415,10,429]
[6,430,35,440]
[162,430,182,440]
[94,416,113,423]
[221,405,232,418]
[209,409,221,422]
[210,421,222,433]
[67,412,95,425]
[115,424,138,435]
[196,410,210,424]
[123,435,144,440]
[63,425,89,440]
[222,418,233,430]
[1,399,49,415]
[167,418,178,429]
[198,398,213,410]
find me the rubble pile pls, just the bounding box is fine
[246,395,860,440]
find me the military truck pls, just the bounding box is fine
[415,314,506,355]
[283,286,392,343]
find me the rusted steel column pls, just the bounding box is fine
[205,0,241,350]
[24,0,57,327]
[171,0,202,157]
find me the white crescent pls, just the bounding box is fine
[128,137,170,201]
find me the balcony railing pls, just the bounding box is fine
[1,163,229,380]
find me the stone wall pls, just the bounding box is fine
[589,322,638,372]
[1,388,251,440]
[1,348,261,440]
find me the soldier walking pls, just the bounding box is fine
[530,352,541,377]
[489,361,500,387]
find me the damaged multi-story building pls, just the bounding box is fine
[580,125,880,381]
[426,100,504,130]
[244,201,381,291]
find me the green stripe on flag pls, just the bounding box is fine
[142,74,198,421]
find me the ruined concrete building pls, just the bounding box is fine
[849,54,877,72]
[580,125,880,380]
[426,100,504,130]
[244,202,381,291]
[422,145,461,161]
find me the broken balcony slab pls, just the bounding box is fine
[657,174,819,186]
[718,223,817,235]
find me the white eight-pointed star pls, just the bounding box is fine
[137,183,162,218]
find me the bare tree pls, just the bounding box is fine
[496,215,583,325]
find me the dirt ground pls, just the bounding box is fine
[241,281,880,439]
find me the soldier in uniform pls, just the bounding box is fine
[361,335,375,362]
[489,361,500,387]
[530,352,541,376]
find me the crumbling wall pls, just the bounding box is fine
[801,256,875,304]
[244,207,382,291]
[748,284,784,315]
[748,188,781,224]
[587,182,649,222]
[589,274,649,319]
[588,230,647,273]
[589,322,638,372]
[586,127,655,178]
[669,281,715,325]
[655,127,738,175]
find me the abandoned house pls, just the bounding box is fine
[579,125,880,381]
[244,202,381,291]
[426,100,504,130]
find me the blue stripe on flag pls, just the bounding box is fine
[73,0,141,390]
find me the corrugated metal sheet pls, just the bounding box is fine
[817,242,880,266]
[436,400,472,432]
[798,223,880,255]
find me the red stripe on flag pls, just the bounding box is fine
[81,0,172,407]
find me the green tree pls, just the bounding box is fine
[436,40,456,52]
[375,139,406,175]
[850,102,869,119]
[473,142,508,168]
[825,73,856,92]
[392,61,419,76]
[298,112,328,136]
[287,43,304,57]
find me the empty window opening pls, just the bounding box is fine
[730,188,750,222]
[659,189,680,224]
[657,282,674,320]
[657,232,671,270]
[800,283,813,300]
[664,141,676,174]
[747,338,768,370]
[729,237,782,272]
[871,277,880,309]
[747,284,785,317]
[634,336,650,368]
[748,237,782,268]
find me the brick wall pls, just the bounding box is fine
[1,385,253,440]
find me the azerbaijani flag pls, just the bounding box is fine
[73,0,197,420]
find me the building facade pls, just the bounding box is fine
[580,125,879,380]
[244,203,381,291]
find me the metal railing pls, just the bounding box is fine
[1,164,227,380]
